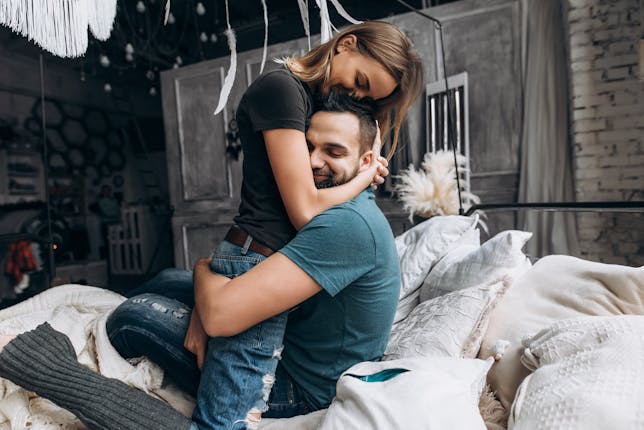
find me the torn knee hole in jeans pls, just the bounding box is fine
[172,308,190,319]
[235,370,277,429]
[150,302,168,313]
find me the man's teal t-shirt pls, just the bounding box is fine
[278,189,401,410]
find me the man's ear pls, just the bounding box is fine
[358,150,374,172]
[336,34,358,53]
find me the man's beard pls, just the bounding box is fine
[313,166,359,189]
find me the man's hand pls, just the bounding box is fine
[184,309,208,369]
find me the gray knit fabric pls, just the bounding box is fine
[0,322,192,430]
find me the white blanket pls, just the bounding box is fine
[0,284,324,430]
[0,285,195,429]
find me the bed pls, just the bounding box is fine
[0,212,642,430]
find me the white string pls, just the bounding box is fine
[259,0,268,74]
[164,0,171,25]
[296,0,311,50]
[329,0,362,25]
[316,0,332,43]
[214,0,237,115]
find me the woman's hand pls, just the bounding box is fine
[184,309,208,369]
[369,126,389,189]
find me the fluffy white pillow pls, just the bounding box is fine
[479,255,644,411]
[383,280,509,361]
[318,357,493,430]
[420,230,532,302]
[394,215,480,323]
[510,316,644,430]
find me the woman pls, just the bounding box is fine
[0,21,423,430]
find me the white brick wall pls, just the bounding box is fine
[566,0,644,266]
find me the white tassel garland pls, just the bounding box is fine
[0,0,116,58]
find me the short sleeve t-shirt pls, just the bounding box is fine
[234,68,314,251]
[278,190,401,410]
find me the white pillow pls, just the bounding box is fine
[510,315,644,430]
[479,255,644,411]
[394,215,480,323]
[383,280,509,361]
[420,230,532,302]
[318,357,493,430]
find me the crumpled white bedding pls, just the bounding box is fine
[0,284,324,430]
[0,284,195,429]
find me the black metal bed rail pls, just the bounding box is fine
[464,201,644,216]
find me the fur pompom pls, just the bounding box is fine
[394,150,480,221]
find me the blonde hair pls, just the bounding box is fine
[282,21,424,160]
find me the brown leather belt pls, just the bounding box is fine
[224,225,275,257]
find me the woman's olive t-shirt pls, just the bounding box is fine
[233,68,314,251]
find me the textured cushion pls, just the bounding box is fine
[479,255,644,410]
[394,215,480,323]
[510,316,644,429]
[420,230,532,302]
[318,357,493,430]
[383,280,509,361]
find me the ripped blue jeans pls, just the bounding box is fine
[106,240,310,430]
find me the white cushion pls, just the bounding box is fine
[510,315,644,430]
[479,255,644,410]
[318,357,493,430]
[383,280,509,361]
[394,215,480,323]
[420,230,532,302]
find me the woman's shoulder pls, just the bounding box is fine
[249,67,305,94]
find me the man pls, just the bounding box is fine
[0,91,401,430]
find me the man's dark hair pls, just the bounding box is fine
[313,88,378,153]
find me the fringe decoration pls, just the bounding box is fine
[296,0,311,50]
[329,0,362,25]
[164,0,171,25]
[0,0,116,58]
[315,0,332,43]
[88,0,117,40]
[259,0,268,75]
[214,0,236,116]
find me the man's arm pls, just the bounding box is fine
[193,254,322,337]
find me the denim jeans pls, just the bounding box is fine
[107,240,310,430]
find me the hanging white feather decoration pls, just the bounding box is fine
[164,0,171,25]
[214,0,236,115]
[316,0,332,43]
[259,0,269,75]
[329,0,362,25]
[0,0,117,58]
[296,0,311,50]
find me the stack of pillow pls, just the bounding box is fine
[313,215,534,430]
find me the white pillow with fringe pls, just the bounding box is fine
[383,280,509,361]
[510,315,644,430]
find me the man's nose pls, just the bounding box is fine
[309,150,325,169]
